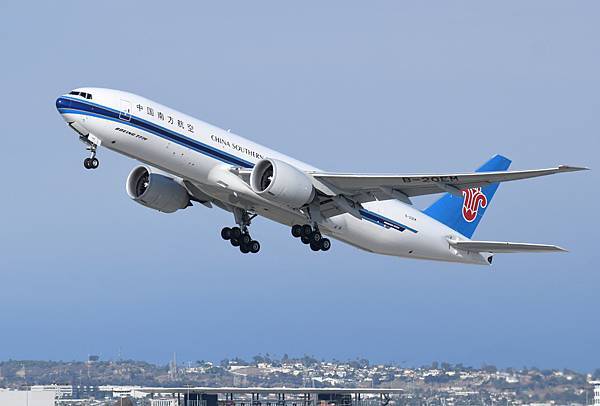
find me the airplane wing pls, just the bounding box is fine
[310,165,587,202]
[233,164,587,219]
[449,240,567,253]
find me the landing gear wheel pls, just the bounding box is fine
[221,227,232,240]
[90,157,99,169]
[310,242,321,251]
[241,233,252,245]
[301,224,313,237]
[291,224,302,238]
[310,231,322,243]
[227,209,260,252]
[83,158,92,169]
[320,238,331,251]
[301,235,311,245]
[231,227,242,239]
[249,240,261,254]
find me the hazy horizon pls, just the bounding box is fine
[1,356,597,375]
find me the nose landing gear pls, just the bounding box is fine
[81,135,100,170]
[291,224,330,252]
[83,156,99,169]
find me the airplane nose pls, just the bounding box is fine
[56,96,70,111]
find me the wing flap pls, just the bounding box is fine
[449,240,567,253]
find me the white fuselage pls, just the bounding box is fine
[56,88,490,265]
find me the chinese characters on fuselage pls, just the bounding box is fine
[136,103,194,134]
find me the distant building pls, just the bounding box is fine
[151,399,178,406]
[169,352,178,379]
[16,364,26,378]
[0,390,54,406]
[72,384,102,399]
[591,381,600,405]
[31,384,73,399]
[98,385,147,399]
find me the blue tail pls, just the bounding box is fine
[423,154,512,238]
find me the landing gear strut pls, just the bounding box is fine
[220,208,261,254]
[291,224,330,252]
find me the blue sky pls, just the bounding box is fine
[0,1,598,371]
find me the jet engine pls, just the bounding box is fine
[250,158,315,208]
[126,166,191,213]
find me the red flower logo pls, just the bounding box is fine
[462,188,488,223]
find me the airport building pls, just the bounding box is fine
[592,380,600,405]
[141,387,403,406]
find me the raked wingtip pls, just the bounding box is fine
[558,165,590,172]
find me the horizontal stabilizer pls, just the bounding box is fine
[449,240,567,253]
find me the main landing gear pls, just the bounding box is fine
[291,224,331,252]
[221,208,260,254]
[221,226,260,254]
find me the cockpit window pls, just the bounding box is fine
[68,91,92,100]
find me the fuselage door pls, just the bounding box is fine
[119,99,131,121]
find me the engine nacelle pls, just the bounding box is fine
[126,166,191,213]
[250,158,315,208]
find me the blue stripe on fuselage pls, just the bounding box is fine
[359,208,418,233]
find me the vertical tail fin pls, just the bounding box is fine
[423,154,512,238]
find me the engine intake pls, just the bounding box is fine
[250,158,315,208]
[126,166,190,213]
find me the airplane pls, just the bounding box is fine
[55,88,587,265]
